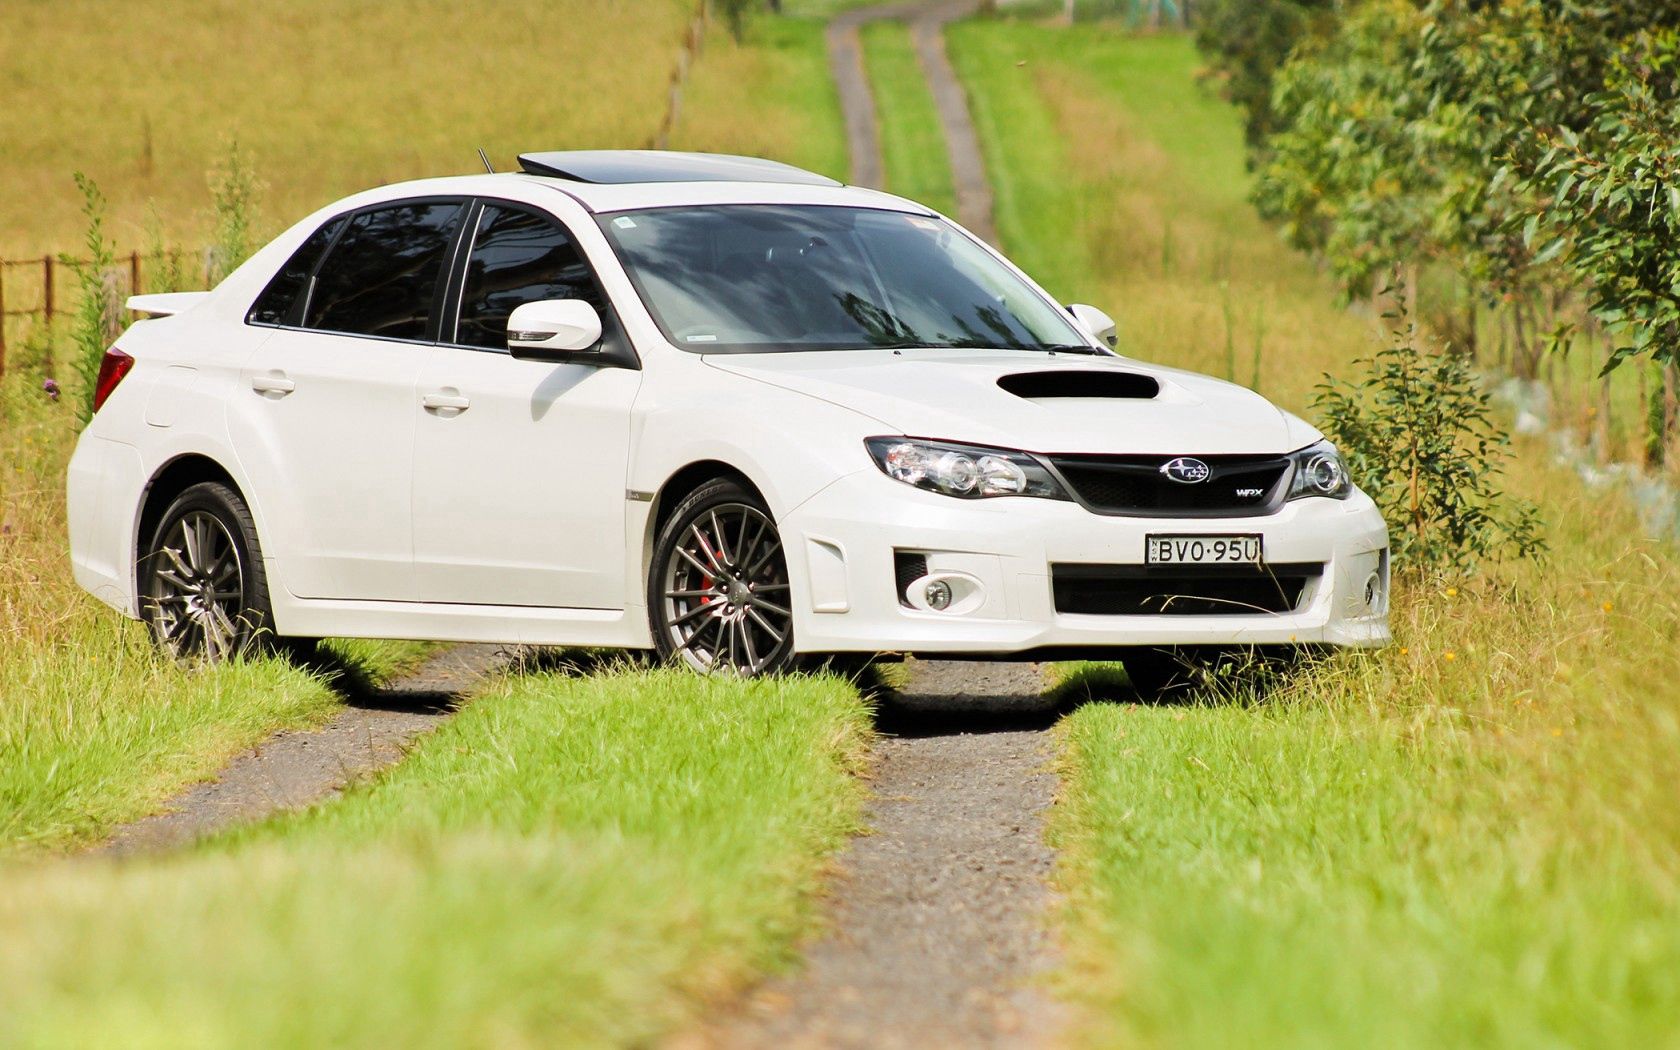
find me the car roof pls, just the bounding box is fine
[333,152,935,217]
[517,150,841,187]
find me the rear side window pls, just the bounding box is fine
[304,201,465,341]
[246,216,345,326]
[455,205,605,350]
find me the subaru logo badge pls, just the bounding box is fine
[1160,457,1211,484]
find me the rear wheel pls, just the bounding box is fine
[649,479,796,676]
[140,481,274,661]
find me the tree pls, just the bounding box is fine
[1192,0,1344,154]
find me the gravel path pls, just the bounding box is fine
[96,643,512,857]
[826,0,996,243]
[908,0,998,244]
[694,660,1068,1049]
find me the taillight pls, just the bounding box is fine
[92,348,135,414]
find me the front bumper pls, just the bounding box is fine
[782,469,1391,654]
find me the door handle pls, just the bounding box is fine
[421,390,471,413]
[251,372,295,397]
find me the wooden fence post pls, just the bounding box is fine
[129,250,141,321]
[42,254,54,326]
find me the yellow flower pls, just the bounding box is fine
[1552,728,1564,737]
[1399,646,1409,656]
[1443,651,1457,662]
[1445,587,1459,598]
[1602,601,1614,613]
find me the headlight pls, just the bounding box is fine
[1286,439,1352,500]
[864,437,1069,500]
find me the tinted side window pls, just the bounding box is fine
[456,205,604,350]
[246,216,345,326]
[304,201,465,340]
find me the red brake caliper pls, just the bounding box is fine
[698,528,720,608]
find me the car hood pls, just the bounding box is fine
[704,349,1319,455]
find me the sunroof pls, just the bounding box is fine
[517,150,841,187]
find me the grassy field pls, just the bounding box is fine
[0,0,701,258]
[0,668,872,1047]
[861,21,959,216]
[951,21,1680,1046]
[670,16,849,181]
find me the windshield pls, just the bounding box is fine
[597,205,1090,354]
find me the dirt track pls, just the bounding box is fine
[826,0,997,243]
[97,644,512,856]
[694,661,1068,1049]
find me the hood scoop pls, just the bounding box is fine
[997,370,1159,401]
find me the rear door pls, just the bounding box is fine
[230,198,467,601]
[410,200,641,609]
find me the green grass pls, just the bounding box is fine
[951,20,1680,1047]
[0,667,872,1048]
[671,16,850,182]
[861,21,959,217]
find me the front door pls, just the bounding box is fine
[411,202,641,609]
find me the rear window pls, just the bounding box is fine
[246,217,345,327]
[302,201,466,341]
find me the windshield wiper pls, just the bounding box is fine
[1038,343,1110,356]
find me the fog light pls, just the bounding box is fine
[1363,571,1384,612]
[924,579,953,611]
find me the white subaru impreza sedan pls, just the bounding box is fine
[67,150,1389,682]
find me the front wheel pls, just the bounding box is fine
[140,481,275,661]
[649,479,796,676]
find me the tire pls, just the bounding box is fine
[140,480,275,661]
[1120,646,1199,698]
[648,479,796,676]
[1122,645,1303,699]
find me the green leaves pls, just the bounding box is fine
[65,172,118,425]
[1526,29,1680,371]
[1314,283,1545,577]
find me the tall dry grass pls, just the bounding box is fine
[0,0,699,256]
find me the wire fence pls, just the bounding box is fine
[0,249,198,378]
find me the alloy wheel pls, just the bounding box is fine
[147,510,248,660]
[659,502,793,674]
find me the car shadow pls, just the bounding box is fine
[859,659,1082,739]
[280,641,459,715]
[857,657,1252,739]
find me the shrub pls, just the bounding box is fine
[64,172,119,424]
[207,139,261,285]
[1313,282,1545,576]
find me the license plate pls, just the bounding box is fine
[1145,534,1263,566]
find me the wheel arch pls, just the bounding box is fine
[640,460,774,594]
[133,454,249,598]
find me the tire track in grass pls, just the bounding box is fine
[828,0,995,241]
[96,643,515,857]
[693,660,1069,1049]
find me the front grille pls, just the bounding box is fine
[1052,562,1322,616]
[1047,454,1291,517]
[894,551,929,607]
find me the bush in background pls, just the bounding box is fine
[1314,283,1545,576]
[64,173,120,423]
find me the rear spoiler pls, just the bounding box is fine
[126,291,210,318]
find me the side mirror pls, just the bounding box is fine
[1068,303,1119,349]
[506,299,604,361]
